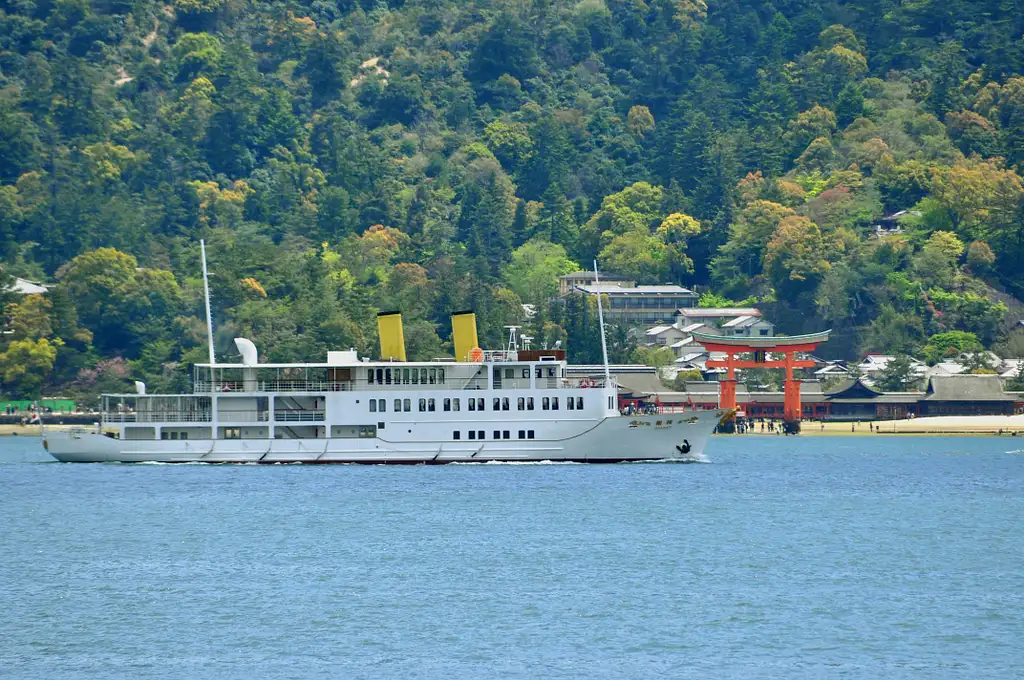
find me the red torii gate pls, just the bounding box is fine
[691,330,831,433]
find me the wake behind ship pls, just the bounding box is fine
[44,312,722,464]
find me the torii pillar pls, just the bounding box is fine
[693,330,831,434]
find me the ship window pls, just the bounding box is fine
[494,430,500,440]
[385,369,392,385]
[567,398,575,411]
[469,430,476,440]
[576,397,583,410]
[411,369,419,385]
[548,368,556,377]
[503,431,510,439]
[493,397,501,411]
[419,398,426,412]
[505,368,514,379]
[420,369,428,384]
[429,369,436,385]
[378,399,386,412]
[528,430,535,439]
[161,431,169,440]
[468,399,476,412]
[478,430,484,440]
[522,368,529,378]
[394,399,402,412]
[428,398,435,412]
[477,398,485,411]
[444,398,451,412]
[536,367,542,378]
[527,397,534,411]
[518,430,525,439]
[453,398,460,411]
[224,428,240,440]
[403,368,410,384]
[609,396,614,409]
[453,431,460,440]
[367,369,375,384]
[502,397,509,411]
[438,369,445,384]
[369,400,377,412]
[181,432,188,440]
[552,397,559,410]
[358,425,376,438]
[378,422,385,429]
[403,399,411,412]
[376,369,383,384]
[542,397,550,410]
[517,397,525,411]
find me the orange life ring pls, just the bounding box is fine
[469,347,484,362]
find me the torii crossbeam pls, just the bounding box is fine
[691,330,831,433]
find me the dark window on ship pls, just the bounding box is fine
[429,369,436,385]
[378,422,385,429]
[536,367,542,378]
[378,399,386,412]
[385,369,392,385]
[419,398,426,412]
[478,430,484,440]
[394,399,402,412]
[369,400,377,413]
[420,369,428,384]
[542,397,550,410]
[552,397,559,410]
[522,368,529,379]
[403,368,411,384]
[548,368,556,377]
[453,431,460,440]
[505,368,514,379]
[468,399,476,412]
[453,398,460,411]
[428,398,435,412]
[444,398,451,412]
[528,430,535,439]
[576,397,583,410]
[493,397,500,411]
[517,397,525,411]
[161,431,169,440]
[503,431,510,439]
[376,369,383,384]
[494,430,500,440]
[469,430,476,440]
[518,430,525,439]
[567,398,575,411]
[367,369,375,385]
[527,397,534,411]
[502,397,509,411]
[403,399,411,412]
[438,369,445,384]
[411,370,419,385]
[181,432,188,440]
[477,398,485,411]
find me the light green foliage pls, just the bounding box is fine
[922,330,983,364]
[599,231,670,283]
[630,345,676,368]
[502,240,579,304]
[0,337,61,398]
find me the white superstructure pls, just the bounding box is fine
[44,333,722,464]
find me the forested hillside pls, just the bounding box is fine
[3,0,1024,400]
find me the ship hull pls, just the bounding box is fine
[44,411,720,464]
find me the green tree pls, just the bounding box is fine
[873,355,920,391]
[502,240,579,304]
[0,337,61,398]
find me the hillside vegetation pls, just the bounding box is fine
[3,0,1024,399]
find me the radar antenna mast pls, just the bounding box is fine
[593,260,612,386]
[201,240,215,366]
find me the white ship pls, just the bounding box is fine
[43,249,723,464]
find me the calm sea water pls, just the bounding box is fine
[2,435,1023,679]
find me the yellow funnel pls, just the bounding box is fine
[451,311,479,362]
[377,312,407,361]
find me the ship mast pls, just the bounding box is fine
[593,260,611,386]
[200,239,215,367]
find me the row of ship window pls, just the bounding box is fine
[368,367,445,385]
[368,397,584,413]
[453,430,535,440]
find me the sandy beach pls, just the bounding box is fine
[793,416,1024,436]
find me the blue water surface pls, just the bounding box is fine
[2,435,1023,679]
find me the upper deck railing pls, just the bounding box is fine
[192,376,613,393]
